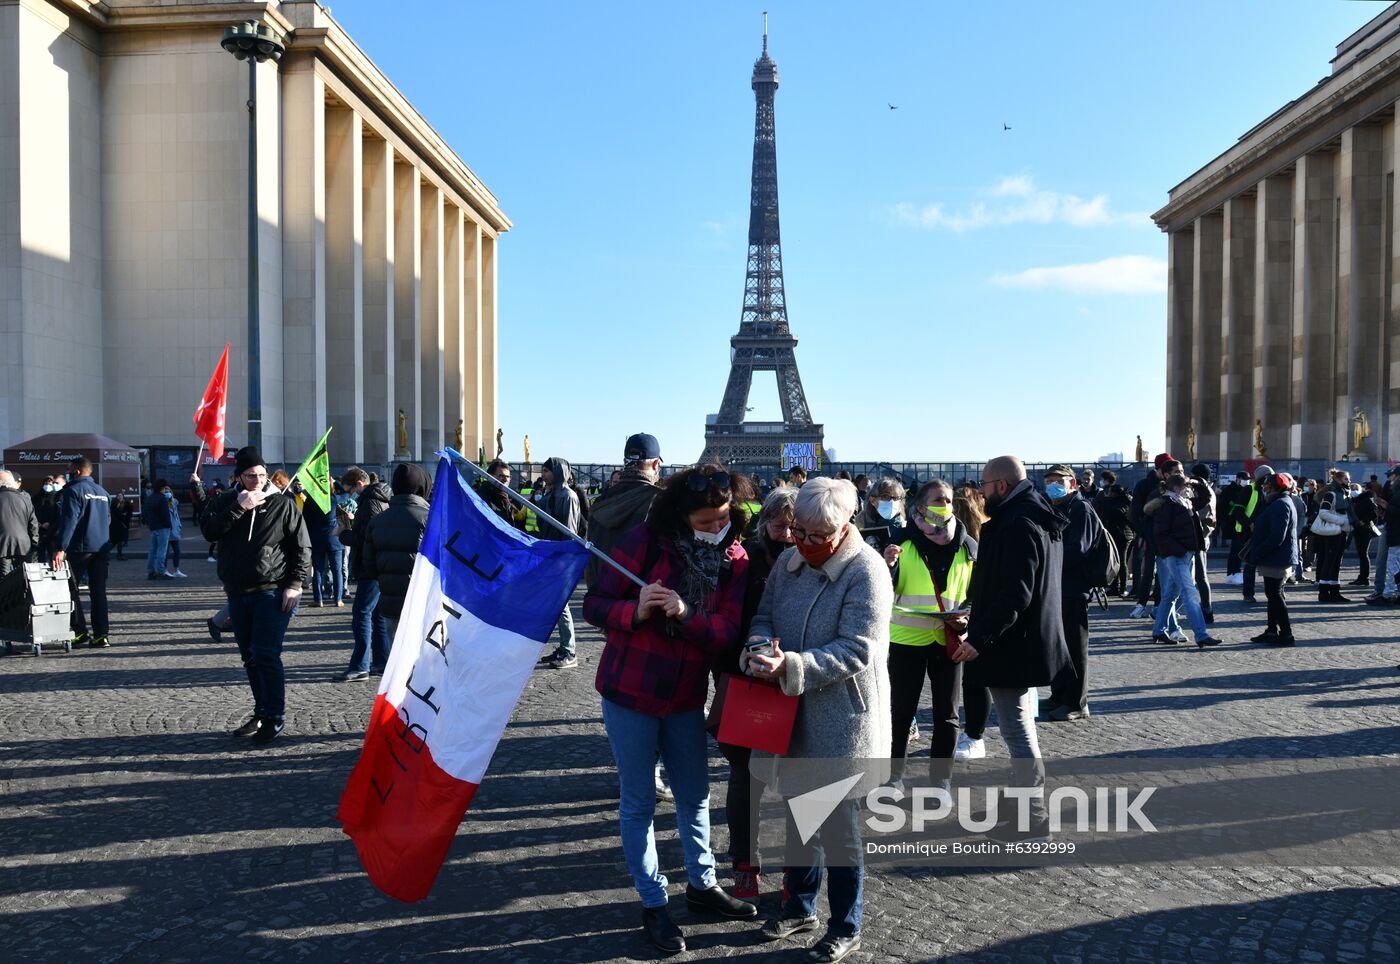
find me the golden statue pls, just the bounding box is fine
[395,408,409,456]
[523,434,531,465]
[1186,425,1197,461]
[1352,407,1371,453]
[1254,419,1267,458]
[1134,435,1145,464]
[496,427,505,458]
[453,418,464,452]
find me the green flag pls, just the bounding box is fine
[292,426,333,514]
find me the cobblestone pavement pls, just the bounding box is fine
[2,538,1399,962]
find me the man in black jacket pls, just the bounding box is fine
[1128,454,1171,617]
[1092,472,1132,596]
[585,433,662,590]
[360,463,432,639]
[336,466,394,682]
[0,470,38,579]
[53,458,113,647]
[535,456,584,669]
[959,455,1069,840]
[200,446,311,744]
[1040,464,1102,722]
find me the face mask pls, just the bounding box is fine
[164,491,173,500]
[692,522,731,546]
[42,484,53,493]
[922,504,953,525]
[876,500,897,520]
[796,535,841,568]
[1045,482,1068,500]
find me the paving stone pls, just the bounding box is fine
[0,541,1398,960]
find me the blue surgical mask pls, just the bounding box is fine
[1045,482,1069,500]
[876,500,897,520]
[164,491,173,500]
[42,484,54,493]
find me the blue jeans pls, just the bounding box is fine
[555,604,576,657]
[1153,554,1209,641]
[228,590,296,720]
[783,797,864,939]
[146,528,171,575]
[312,546,343,605]
[349,579,389,673]
[600,698,716,907]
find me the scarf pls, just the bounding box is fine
[672,535,727,614]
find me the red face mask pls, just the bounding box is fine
[796,528,845,568]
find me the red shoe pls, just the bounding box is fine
[732,862,759,900]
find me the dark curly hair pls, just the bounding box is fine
[647,464,756,539]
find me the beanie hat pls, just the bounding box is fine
[1153,453,1174,472]
[1253,464,1275,483]
[391,462,432,500]
[234,446,265,475]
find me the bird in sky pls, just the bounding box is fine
[1003,123,1012,131]
[888,103,899,110]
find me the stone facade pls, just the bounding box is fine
[0,0,507,463]
[1154,2,1400,462]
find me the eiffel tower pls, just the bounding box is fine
[701,15,823,466]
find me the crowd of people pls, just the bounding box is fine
[2,437,1399,963]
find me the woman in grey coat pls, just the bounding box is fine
[744,477,892,964]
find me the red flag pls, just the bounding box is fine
[194,344,230,461]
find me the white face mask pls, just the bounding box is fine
[876,500,897,520]
[692,522,731,546]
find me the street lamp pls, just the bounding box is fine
[221,21,286,452]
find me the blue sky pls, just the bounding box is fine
[326,0,1383,464]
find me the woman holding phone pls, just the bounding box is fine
[882,479,977,792]
[583,464,757,955]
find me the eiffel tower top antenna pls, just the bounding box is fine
[762,11,768,56]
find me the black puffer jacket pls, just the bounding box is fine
[200,484,312,595]
[966,479,1070,689]
[360,494,429,619]
[340,481,392,580]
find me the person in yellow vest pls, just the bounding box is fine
[517,480,540,534]
[882,479,976,791]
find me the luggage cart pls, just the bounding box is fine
[0,563,76,656]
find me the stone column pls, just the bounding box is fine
[361,136,394,465]
[280,65,327,462]
[1292,151,1337,458]
[1221,195,1256,459]
[1339,124,1384,458]
[1166,228,1195,456]
[1255,173,1293,461]
[482,232,499,453]
[1192,212,1223,459]
[443,205,465,456]
[392,158,420,460]
[325,106,363,462]
[463,221,483,459]
[419,181,444,455]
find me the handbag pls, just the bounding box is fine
[717,674,799,755]
[1310,515,1342,537]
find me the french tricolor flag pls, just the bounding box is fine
[337,457,589,902]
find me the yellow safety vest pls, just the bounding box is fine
[890,539,973,647]
[1233,486,1259,534]
[519,487,540,534]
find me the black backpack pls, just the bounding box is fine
[1082,507,1121,590]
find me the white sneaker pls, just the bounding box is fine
[954,733,986,761]
[171,570,188,579]
[1128,604,1147,619]
[1226,573,1243,586]
[1171,630,1188,643]
[206,556,216,563]
[908,720,919,742]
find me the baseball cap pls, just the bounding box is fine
[1044,464,1074,480]
[1153,453,1175,472]
[623,433,661,462]
[1253,464,1275,482]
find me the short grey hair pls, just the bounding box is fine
[0,470,15,489]
[758,484,798,527]
[872,478,905,502]
[795,477,858,532]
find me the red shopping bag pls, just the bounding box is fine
[717,674,799,755]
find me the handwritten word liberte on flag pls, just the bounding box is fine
[337,457,588,902]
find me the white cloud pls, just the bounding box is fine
[892,175,1147,232]
[991,255,1166,295]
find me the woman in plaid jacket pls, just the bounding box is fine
[583,464,757,954]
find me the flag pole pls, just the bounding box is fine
[440,447,648,589]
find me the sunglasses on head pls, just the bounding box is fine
[686,471,731,494]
